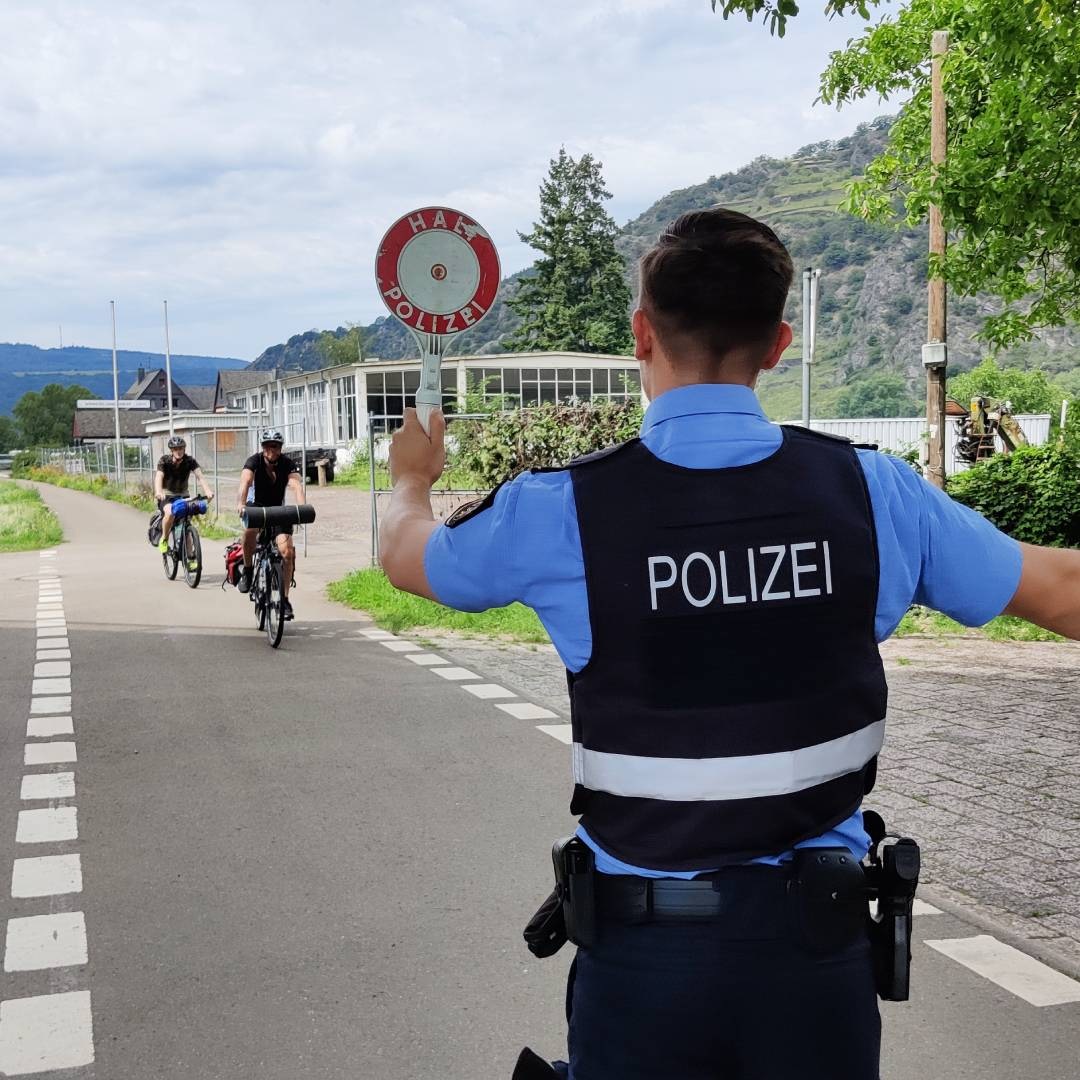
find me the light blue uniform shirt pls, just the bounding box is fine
[426,384,1023,876]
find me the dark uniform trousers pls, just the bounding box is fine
[564,918,880,1080]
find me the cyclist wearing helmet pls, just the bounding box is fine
[236,429,304,619]
[155,435,214,554]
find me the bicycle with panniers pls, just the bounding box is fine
[161,495,210,588]
[240,504,315,647]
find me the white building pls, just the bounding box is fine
[215,351,645,445]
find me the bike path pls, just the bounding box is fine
[0,483,1075,1078]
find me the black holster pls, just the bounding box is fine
[863,810,920,1001]
[523,837,596,957]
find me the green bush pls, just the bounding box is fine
[947,423,1080,546]
[10,449,40,478]
[453,399,644,487]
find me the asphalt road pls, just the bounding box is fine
[0,482,1078,1079]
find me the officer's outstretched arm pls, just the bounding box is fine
[1003,543,1080,639]
[380,408,445,601]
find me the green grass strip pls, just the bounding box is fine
[894,605,1063,643]
[328,567,550,642]
[0,481,63,552]
[23,467,239,541]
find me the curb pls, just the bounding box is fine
[920,884,1080,982]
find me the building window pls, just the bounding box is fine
[335,376,357,441]
[365,369,458,433]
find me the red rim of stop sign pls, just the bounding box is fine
[375,206,501,336]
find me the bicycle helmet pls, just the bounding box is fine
[261,428,284,446]
[167,435,186,449]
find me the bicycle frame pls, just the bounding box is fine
[250,527,286,647]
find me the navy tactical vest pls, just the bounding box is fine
[566,426,887,871]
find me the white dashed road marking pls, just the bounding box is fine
[20,773,76,801]
[4,912,88,972]
[405,653,449,666]
[913,899,942,917]
[1,557,95,1072]
[358,628,397,640]
[431,666,481,681]
[496,702,559,721]
[24,742,76,766]
[925,935,1080,1006]
[380,639,423,652]
[461,683,517,700]
[16,807,78,845]
[11,855,83,898]
[26,715,74,738]
[0,991,94,1074]
[536,724,573,745]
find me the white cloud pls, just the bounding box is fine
[0,0,897,360]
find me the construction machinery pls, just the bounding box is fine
[953,396,1028,464]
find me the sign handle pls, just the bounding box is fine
[411,330,445,434]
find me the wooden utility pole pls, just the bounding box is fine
[925,30,949,488]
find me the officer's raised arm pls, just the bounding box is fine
[380,407,446,600]
[1004,543,1080,639]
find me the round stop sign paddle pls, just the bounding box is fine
[376,207,500,431]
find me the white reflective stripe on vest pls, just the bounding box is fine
[574,719,885,802]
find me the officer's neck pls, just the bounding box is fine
[645,350,761,400]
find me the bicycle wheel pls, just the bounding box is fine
[162,528,179,580]
[264,562,284,648]
[182,524,202,588]
[254,557,267,630]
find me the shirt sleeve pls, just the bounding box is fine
[188,457,201,472]
[423,477,525,611]
[859,451,1023,638]
[242,455,259,473]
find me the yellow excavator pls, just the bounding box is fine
[953,396,1028,464]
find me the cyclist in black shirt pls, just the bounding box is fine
[235,428,304,618]
[155,435,214,553]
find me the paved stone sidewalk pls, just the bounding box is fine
[309,482,1080,971]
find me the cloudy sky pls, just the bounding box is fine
[0,0,896,361]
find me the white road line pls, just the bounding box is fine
[358,629,397,640]
[496,702,559,720]
[4,912,88,972]
[29,696,71,715]
[26,716,73,739]
[24,742,76,766]
[33,662,70,678]
[536,724,573,744]
[0,990,94,1073]
[405,653,450,666]
[35,627,67,638]
[461,683,517,700]
[380,640,423,653]
[31,678,72,696]
[913,899,942,917]
[431,666,481,681]
[16,807,78,844]
[925,934,1080,1006]
[11,855,82,898]
[20,773,75,801]
[34,619,66,628]
[35,649,71,661]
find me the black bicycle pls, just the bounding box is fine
[241,504,316,649]
[161,495,211,589]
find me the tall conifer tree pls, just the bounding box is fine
[508,149,632,354]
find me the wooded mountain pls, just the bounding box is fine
[0,344,248,417]
[261,116,1080,419]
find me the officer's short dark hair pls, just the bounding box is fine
[638,209,794,364]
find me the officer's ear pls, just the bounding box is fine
[632,307,653,363]
[759,321,793,372]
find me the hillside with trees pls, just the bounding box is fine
[252,118,1080,420]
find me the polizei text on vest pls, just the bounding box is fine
[647,541,834,613]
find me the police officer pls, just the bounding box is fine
[380,209,1080,1080]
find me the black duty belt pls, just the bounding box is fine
[595,866,794,934]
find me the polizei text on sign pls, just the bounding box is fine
[375,207,501,336]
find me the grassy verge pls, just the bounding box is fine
[0,481,64,552]
[23,467,239,541]
[894,605,1064,643]
[327,567,550,642]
